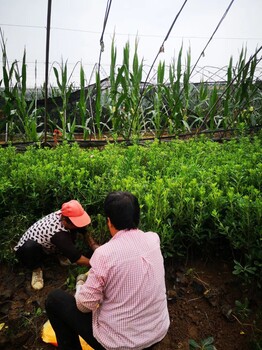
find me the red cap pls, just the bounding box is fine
[61,200,91,227]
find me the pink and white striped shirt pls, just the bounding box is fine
[75,228,170,350]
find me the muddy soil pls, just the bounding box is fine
[0,255,261,350]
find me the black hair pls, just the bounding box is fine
[61,215,73,225]
[104,191,140,230]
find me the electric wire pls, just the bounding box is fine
[97,0,113,75]
[127,0,189,139]
[1,2,261,141]
[172,0,236,103]
[141,0,188,93]
[189,0,235,79]
[157,0,236,140]
[1,23,261,40]
[196,45,262,134]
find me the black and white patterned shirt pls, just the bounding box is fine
[14,210,82,262]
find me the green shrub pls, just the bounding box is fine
[0,136,261,288]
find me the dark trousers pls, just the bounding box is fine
[45,289,160,350]
[45,289,106,350]
[15,239,46,270]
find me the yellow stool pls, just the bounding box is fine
[42,319,93,350]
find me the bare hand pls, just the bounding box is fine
[86,234,100,251]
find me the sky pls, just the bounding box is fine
[0,0,262,87]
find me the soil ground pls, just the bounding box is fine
[0,255,261,350]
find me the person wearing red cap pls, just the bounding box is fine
[14,200,93,291]
[45,191,170,350]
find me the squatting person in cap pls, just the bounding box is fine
[45,191,170,350]
[14,199,94,291]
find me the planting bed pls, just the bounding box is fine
[0,255,261,350]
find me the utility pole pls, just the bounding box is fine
[43,0,52,146]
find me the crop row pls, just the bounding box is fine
[0,136,261,286]
[0,34,261,142]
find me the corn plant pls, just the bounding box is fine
[150,61,166,138]
[15,53,44,141]
[128,39,144,138]
[94,70,102,138]
[182,48,192,125]
[1,43,43,141]
[0,29,15,137]
[105,40,144,140]
[221,56,233,128]
[168,47,184,130]
[1,36,261,141]
[52,60,75,139]
[76,64,93,140]
[162,47,202,134]
[189,82,209,129]
[211,47,260,131]
[106,37,118,137]
[155,47,185,134]
[208,85,219,129]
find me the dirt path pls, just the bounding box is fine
[0,256,261,349]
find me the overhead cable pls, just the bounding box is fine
[98,0,113,74]
[1,23,261,41]
[165,0,236,137]
[197,45,262,134]
[154,0,236,141]
[189,0,236,79]
[142,0,188,92]
[174,0,236,95]
[128,0,188,139]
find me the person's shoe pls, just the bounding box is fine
[31,268,44,290]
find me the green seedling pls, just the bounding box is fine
[235,298,251,319]
[189,336,217,350]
